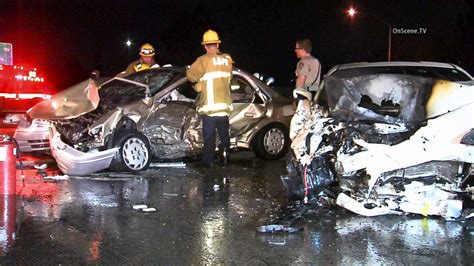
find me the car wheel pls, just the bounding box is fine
[110,131,152,172]
[253,123,289,160]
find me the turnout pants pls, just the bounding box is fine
[201,115,230,165]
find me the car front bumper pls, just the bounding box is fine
[50,125,119,176]
[14,119,51,153]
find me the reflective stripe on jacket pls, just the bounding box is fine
[186,52,233,116]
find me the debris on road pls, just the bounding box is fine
[44,174,69,180]
[150,162,186,168]
[133,204,157,212]
[256,224,302,233]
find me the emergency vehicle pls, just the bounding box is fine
[0,43,54,125]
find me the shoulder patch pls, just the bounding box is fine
[298,62,304,70]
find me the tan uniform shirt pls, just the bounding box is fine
[186,51,233,116]
[295,55,321,92]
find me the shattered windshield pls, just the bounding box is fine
[324,74,434,124]
[99,80,148,107]
[124,68,181,95]
[331,66,471,81]
[99,69,180,107]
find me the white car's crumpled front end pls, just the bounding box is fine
[50,125,119,176]
[284,75,474,220]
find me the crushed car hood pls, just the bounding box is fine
[27,79,102,120]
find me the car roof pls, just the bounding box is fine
[326,61,473,79]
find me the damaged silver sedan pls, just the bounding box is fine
[284,61,474,220]
[28,67,293,175]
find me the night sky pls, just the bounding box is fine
[1,0,473,89]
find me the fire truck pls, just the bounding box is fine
[0,42,54,126]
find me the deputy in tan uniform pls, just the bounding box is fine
[186,29,233,168]
[118,43,159,77]
[293,39,321,102]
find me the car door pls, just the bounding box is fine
[228,73,267,138]
[141,79,201,159]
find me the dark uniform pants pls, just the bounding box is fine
[201,115,230,164]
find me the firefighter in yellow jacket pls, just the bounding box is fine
[186,29,233,168]
[118,43,160,77]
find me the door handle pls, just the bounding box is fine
[244,112,256,117]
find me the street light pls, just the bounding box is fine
[347,7,357,17]
[125,39,133,62]
[346,7,392,61]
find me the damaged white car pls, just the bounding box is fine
[283,61,474,220]
[27,67,293,176]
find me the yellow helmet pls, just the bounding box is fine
[201,30,221,45]
[139,43,155,57]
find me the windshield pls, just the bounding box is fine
[99,80,148,107]
[324,74,434,125]
[123,68,181,95]
[331,66,471,81]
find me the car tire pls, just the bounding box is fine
[253,123,289,160]
[110,130,152,172]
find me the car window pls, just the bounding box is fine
[331,66,405,78]
[230,76,264,103]
[402,66,471,81]
[176,81,198,100]
[164,81,197,102]
[230,77,253,103]
[318,64,472,107]
[331,66,471,81]
[125,69,180,95]
[99,80,147,107]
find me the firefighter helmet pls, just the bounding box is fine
[201,30,221,45]
[139,43,155,57]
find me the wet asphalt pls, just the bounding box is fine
[1,151,473,265]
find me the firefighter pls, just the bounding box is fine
[186,29,233,168]
[118,43,159,77]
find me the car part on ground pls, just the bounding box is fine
[285,72,474,220]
